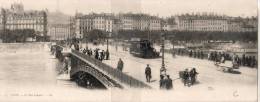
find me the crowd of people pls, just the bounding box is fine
[174,48,257,68]
[73,44,110,62]
[179,68,199,87]
[232,54,257,68]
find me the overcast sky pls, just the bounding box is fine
[0,0,257,17]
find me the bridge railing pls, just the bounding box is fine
[71,49,151,89]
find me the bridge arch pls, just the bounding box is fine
[70,63,123,89]
[71,71,107,89]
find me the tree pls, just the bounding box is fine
[0,29,36,43]
[85,29,106,42]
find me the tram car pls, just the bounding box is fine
[129,39,160,58]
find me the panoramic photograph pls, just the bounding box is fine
[0,0,258,102]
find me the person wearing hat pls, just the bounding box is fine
[145,64,152,83]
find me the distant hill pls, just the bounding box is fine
[47,11,71,25]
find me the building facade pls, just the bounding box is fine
[48,24,70,41]
[74,13,113,39]
[227,17,257,32]
[174,14,229,32]
[165,13,257,32]
[118,13,162,31]
[163,17,178,31]
[72,12,257,39]
[0,3,47,38]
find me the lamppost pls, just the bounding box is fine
[106,31,109,51]
[106,31,111,60]
[160,30,167,76]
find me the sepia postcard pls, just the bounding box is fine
[0,0,258,102]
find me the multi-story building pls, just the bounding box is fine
[74,13,113,39]
[0,3,47,38]
[118,13,135,30]
[174,14,229,32]
[72,12,257,39]
[227,17,257,32]
[69,17,76,38]
[149,16,162,30]
[92,13,113,32]
[166,13,257,32]
[48,24,70,41]
[118,13,162,31]
[163,17,178,31]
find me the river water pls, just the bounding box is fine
[0,43,112,102]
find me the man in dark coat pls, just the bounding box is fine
[106,49,110,60]
[190,68,198,85]
[145,64,152,83]
[183,69,189,86]
[95,49,99,60]
[117,58,124,71]
[160,75,166,89]
[165,75,173,90]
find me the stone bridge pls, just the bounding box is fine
[53,44,151,89]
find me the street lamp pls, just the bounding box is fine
[160,31,167,76]
[106,31,110,60]
[106,31,109,51]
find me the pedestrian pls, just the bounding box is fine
[200,51,204,59]
[214,51,218,61]
[252,56,257,68]
[101,50,105,61]
[248,56,252,67]
[145,64,152,83]
[159,75,166,89]
[89,49,93,56]
[193,51,196,58]
[99,51,103,61]
[95,49,99,60]
[75,44,80,51]
[189,50,193,57]
[183,69,189,86]
[189,68,198,85]
[165,75,173,90]
[197,51,200,58]
[82,48,87,54]
[242,54,246,66]
[106,50,110,60]
[221,55,225,63]
[208,53,211,60]
[117,58,124,71]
